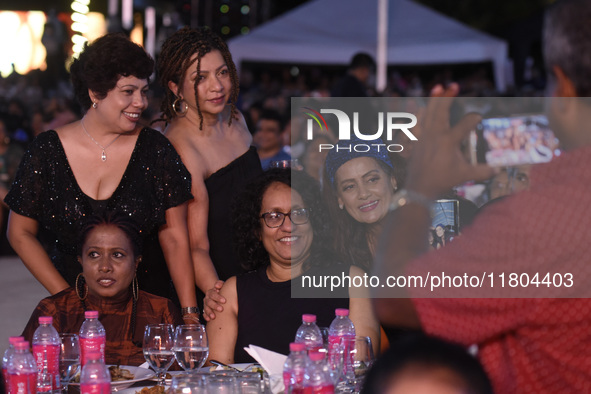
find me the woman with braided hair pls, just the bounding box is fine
[157,27,262,320]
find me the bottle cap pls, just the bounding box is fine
[9,336,24,345]
[38,316,53,325]
[86,351,102,361]
[335,308,349,317]
[289,343,306,352]
[302,314,317,323]
[85,311,99,319]
[308,351,325,361]
[14,341,29,350]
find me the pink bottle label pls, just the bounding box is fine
[32,344,60,388]
[304,384,334,394]
[80,337,106,366]
[8,372,37,394]
[3,366,8,391]
[80,382,110,394]
[284,371,305,393]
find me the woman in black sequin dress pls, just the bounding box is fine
[156,27,263,320]
[5,33,203,323]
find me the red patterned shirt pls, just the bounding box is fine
[410,145,591,393]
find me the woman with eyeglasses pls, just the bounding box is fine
[206,169,379,364]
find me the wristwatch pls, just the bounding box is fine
[389,189,432,212]
[181,306,200,315]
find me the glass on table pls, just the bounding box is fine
[236,372,263,394]
[338,336,375,393]
[204,375,238,393]
[173,324,209,373]
[168,372,207,394]
[59,333,80,393]
[143,324,175,386]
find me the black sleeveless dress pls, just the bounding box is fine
[204,146,262,280]
[234,264,350,363]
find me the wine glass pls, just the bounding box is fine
[143,324,175,386]
[173,325,209,372]
[59,333,80,393]
[348,336,375,392]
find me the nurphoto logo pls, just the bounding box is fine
[302,107,418,153]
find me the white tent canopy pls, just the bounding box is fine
[228,0,509,92]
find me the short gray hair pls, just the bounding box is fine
[544,0,591,96]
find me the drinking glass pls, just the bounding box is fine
[143,324,175,386]
[59,333,80,393]
[173,325,209,373]
[169,373,207,394]
[205,375,238,393]
[346,336,375,392]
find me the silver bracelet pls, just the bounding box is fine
[389,189,432,212]
[181,306,200,315]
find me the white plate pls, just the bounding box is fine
[70,365,155,392]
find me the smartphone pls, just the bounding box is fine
[429,199,459,249]
[469,114,560,167]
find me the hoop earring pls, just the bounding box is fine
[132,275,139,301]
[172,97,188,116]
[76,273,88,301]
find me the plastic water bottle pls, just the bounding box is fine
[79,351,110,394]
[32,317,60,392]
[327,309,355,377]
[303,352,334,394]
[294,315,323,352]
[79,311,106,367]
[6,341,37,394]
[283,343,308,394]
[3,336,24,391]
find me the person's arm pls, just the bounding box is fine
[7,211,68,295]
[158,203,200,323]
[187,175,225,321]
[371,84,494,328]
[348,266,380,355]
[205,276,238,365]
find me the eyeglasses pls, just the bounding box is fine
[260,208,310,228]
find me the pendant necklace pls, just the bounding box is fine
[81,120,122,162]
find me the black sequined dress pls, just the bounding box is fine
[5,128,193,299]
[204,146,262,281]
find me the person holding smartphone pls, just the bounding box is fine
[372,0,591,392]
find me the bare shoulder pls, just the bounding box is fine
[164,125,208,181]
[220,276,239,315]
[224,106,252,145]
[349,265,367,277]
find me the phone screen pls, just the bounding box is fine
[429,199,459,250]
[471,114,560,167]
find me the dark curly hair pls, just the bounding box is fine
[77,210,143,258]
[232,169,332,272]
[156,26,239,130]
[70,33,154,111]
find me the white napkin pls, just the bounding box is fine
[243,345,287,393]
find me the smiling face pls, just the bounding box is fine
[90,76,148,132]
[79,224,140,299]
[259,182,313,269]
[172,50,231,120]
[335,157,396,225]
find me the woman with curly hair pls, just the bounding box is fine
[206,169,379,363]
[5,33,201,324]
[157,27,262,320]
